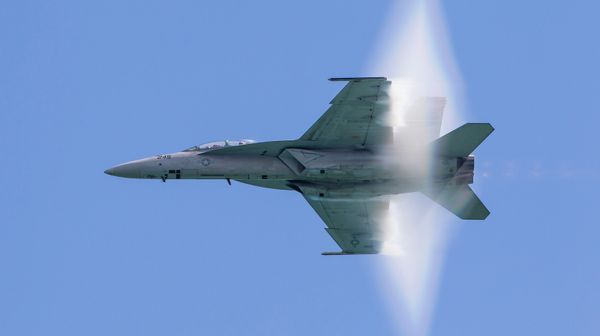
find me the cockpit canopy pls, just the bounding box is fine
[183,139,256,152]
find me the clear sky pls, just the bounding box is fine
[1,1,599,335]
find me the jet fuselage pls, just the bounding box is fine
[105,144,474,198]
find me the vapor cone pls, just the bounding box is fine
[368,1,465,335]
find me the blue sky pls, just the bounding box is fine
[1,1,599,335]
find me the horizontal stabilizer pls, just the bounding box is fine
[433,123,494,157]
[422,185,490,220]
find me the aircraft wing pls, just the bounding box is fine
[299,189,389,254]
[300,77,394,147]
[300,77,446,147]
[394,96,446,144]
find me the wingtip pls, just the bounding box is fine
[328,77,387,82]
[322,251,350,256]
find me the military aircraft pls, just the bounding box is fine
[105,77,493,255]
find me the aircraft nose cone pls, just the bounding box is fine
[104,163,141,178]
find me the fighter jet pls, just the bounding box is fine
[105,77,493,255]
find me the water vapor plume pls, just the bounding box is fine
[368,1,465,335]
[370,0,465,130]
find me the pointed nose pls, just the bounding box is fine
[104,162,141,178]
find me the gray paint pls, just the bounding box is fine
[105,78,493,254]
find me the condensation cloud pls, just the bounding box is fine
[367,1,465,335]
